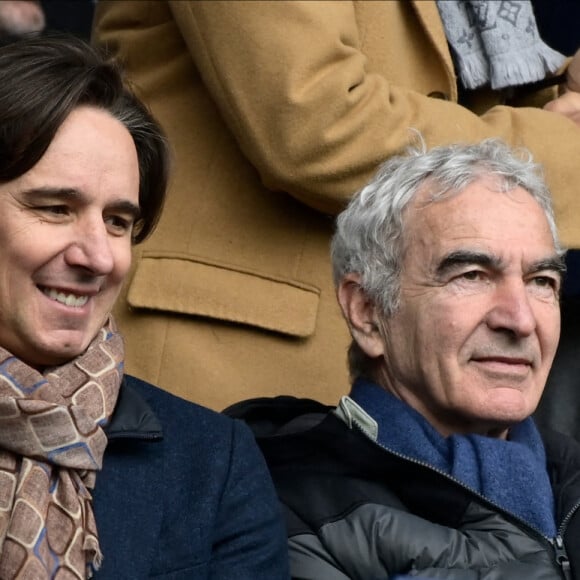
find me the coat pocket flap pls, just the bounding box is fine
[127,255,320,338]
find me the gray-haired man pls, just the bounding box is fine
[230,139,580,579]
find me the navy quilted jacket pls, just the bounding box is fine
[228,396,580,580]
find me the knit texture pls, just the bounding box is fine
[436,0,565,89]
[350,378,557,537]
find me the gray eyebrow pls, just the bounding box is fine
[436,250,502,277]
[436,249,566,279]
[526,256,567,276]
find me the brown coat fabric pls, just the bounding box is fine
[93,0,580,410]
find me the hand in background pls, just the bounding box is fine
[544,90,580,126]
[566,48,580,93]
[542,48,580,126]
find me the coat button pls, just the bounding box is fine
[428,91,449,100]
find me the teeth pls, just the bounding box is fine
[42,288,89,307]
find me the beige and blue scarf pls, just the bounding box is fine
[0,318,123,579]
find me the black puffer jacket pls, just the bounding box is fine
[227,396,580,580]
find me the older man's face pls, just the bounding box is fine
[0,106,140,368]
[377,179,562,437]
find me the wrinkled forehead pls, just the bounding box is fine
[401,179,556,260]
[410,173,529,211]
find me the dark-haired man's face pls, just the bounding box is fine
[0,105,140,368]
[369,180,562,437]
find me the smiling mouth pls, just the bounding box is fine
[471,357,532,379]
[473,357,531,367]
[40,287,89,308]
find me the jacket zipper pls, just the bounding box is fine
[554,535,572,580]
[349,416,579,577]
[553,499,580,579]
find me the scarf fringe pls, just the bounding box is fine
[437,0,566,91]
[85,534,103,577]
[458,44,565,90]
[456,51,491,90]
[489,45,567,89]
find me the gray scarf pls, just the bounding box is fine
[436,0,565,90]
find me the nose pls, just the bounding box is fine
[485,278,536,338]
[64,218,114,275]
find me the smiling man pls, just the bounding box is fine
[0,36,289,580]
[230,140,580,578]
[0,106,140,368]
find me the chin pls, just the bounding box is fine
[476,401,535,429]
[454,391,538,435]
[30,341,92,369]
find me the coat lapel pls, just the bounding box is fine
[410,0,457,99]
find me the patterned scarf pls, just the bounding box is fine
[436,0,565,89]
[0,318,124,579]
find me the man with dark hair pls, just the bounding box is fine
[0,35,288,579]
[230,140,580,578]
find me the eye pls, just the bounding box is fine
[529,275,560,296]
[39,205,70,215]
[459,270,485,281]
[32,204,72,223]
[104,215,133,236]
[449,269,491,292]
[532,276,555,288]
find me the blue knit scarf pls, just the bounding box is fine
[349,378,557,538]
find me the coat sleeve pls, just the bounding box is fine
[167,1,580,225]
[209,420,289,579]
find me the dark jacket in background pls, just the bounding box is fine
[536,297,580,442]
[41,0,94,40]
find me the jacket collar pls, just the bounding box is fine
[105,378,163,441]
[410,0,457,100]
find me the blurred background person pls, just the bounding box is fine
[0,0,44,41]
[93,1,580,412]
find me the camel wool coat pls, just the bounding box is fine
[93,1,580,410]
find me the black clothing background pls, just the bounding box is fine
[533,0,580,57]
[41,0,94,40]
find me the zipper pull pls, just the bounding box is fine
[554,535,572,580]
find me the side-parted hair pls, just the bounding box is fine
[331,138,563,376]
[0,34,169,243]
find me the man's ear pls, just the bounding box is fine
[337,273,386,359]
